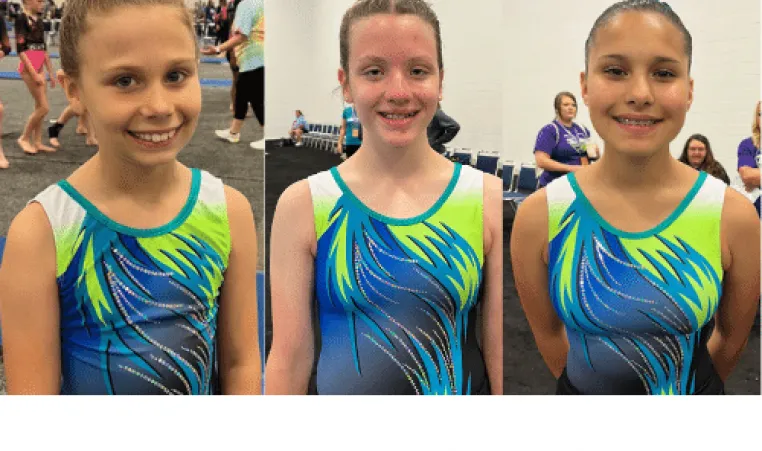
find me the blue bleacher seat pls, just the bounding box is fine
[453,152,471,166]
[475,155,499,175]
[502,163,515,191]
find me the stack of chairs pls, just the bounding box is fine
[475,151,500,175]
[503,163,539,213]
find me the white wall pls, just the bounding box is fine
[265,0,504,153]
[504,0,760,176]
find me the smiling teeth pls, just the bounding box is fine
[382,113,415,119]
[617,118,657,126]
[134,129,177,142]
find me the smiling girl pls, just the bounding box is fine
[266,0,502,395]
[0,0,260,395]
[512,0,759,395]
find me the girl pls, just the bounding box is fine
[737,101,760,215]
[678,133,729,184]
[48,102,98,148]
[512,0,759,395]
[15,0,56,155]
[534,92,592,188]
[0,0,260,395]
[266,0,503,395]
[0,16,10,168]
[337,103,362,158]
[289,109,307,147]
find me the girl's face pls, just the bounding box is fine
[686,139,707,168]
[558,96,577,122]
[581,11,693,158]
[26,0,45,14]
[64,5,201,168]
[339,14,442,150]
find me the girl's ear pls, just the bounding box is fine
[338,68,352,104]
[60,70,85,115]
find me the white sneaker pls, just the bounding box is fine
[215,129,240,143]
[295,141,303,147]
[250,139,265,150]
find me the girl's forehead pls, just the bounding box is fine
[591,11,685,56]
[349,14,437,55]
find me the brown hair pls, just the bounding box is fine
[554,91,577,118]
[584,0,692,73]
[60,0,197,79]
[339,0,443,79]
[753,101,760,149]
[678,133,715,169]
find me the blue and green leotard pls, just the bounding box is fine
[547,172,725,395]
[308,163,489,395]
[33,169,230,395]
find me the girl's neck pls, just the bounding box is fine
[557,117,573,127]
[347,133,445,180]
[86,152,185,203]
[591,145,681,191]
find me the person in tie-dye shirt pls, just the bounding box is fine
[204,0,265,150]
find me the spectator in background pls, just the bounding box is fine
[534,91,593,188]
[337,103,361,158]
[737,101,761,216]
[203,0,264,150]
[289,110,307,147]
[678,133,730,184]
[427,104,459,154]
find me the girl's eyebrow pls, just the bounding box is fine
[599,54,681,65]
[102,58,197,73]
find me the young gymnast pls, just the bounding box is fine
[15,0,57,155]
[512,0,760,395]
[267,0,503,395]
[0,17,10,168]
[48,100,98,148]
[0,0,261,395]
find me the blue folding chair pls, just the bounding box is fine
[453,152,472,166]
[475,154,499,175]
[503,165,538,212]
[501,163,515,191]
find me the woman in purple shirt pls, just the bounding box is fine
[737,101,760,215]
[534,92,594,187]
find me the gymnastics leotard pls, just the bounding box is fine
[308,163,489,395]
[32,169,230,395]
[547,172,725,395]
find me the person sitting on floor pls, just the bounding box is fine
[289,110,308,147]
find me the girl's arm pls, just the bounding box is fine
[0,204,62,394]
[481,175,503,394]
[45,52,55,88]
[265,180,318,394]
[510,190,569,378]
[337,119,347,154]
[217,186,261,394]
[580,156,590,166]
[534,151,582,174]
[708,188,760,380]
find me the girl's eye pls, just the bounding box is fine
[167,71,188,84]
[114,76,136,88]
[603,67,627,77]
[654,69,676,79]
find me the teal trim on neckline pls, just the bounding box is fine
[57,168,202,238]
[330,163,461,226]
[567,171,706,239]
